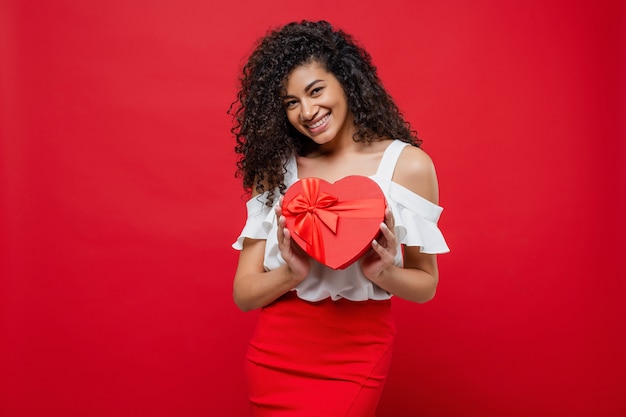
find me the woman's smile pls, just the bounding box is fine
[304,113,331,133]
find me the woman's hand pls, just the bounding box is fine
[275,197,311,283]
[360,206,399,281]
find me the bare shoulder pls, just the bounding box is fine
[393,145,440,204]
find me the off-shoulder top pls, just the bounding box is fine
[232,140,450,302]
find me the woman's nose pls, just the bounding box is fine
[299,101,317,122]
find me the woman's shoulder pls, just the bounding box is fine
[393,145,439,204]
[397,144,435,171]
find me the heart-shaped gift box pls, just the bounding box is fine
[282,176,386,270]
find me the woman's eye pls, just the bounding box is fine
[311,87,323,95]
[284,100,298,109]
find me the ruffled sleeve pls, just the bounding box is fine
[386,181,450,254]
[232,192,277,250]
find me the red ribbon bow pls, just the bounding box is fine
[284,177,385,264]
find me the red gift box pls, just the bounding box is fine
[282,176,386,270]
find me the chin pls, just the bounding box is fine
[309,130,337,145]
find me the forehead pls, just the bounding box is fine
[283,61,337,93]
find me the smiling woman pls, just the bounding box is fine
[282,63,352,144]
[2,1,623,416]
[229,20,449,416]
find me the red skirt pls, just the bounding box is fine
[246,291,396,417]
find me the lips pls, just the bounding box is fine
[305,113,330,131]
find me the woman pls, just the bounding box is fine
[230,20,449,417]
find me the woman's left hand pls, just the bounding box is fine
[360,206,398,281]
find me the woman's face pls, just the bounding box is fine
[282,62,353,146]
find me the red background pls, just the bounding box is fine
[1,0,625,416]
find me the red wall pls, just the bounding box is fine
[1,1,624,416]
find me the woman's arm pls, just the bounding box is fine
[233,239,299,312]
[233,200,311,312]
[365,242,439,303]
[360,146,441,303]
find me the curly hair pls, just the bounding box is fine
[229,20,421,205]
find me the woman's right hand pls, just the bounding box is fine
[275,197,311,283]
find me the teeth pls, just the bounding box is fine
[309,114,329,129]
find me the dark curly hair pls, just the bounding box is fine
[229,20,421,205]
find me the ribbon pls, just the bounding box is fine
[284,177,385,264]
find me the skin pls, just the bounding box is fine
[233,62,440,312]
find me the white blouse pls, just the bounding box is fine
[232,140,450,302]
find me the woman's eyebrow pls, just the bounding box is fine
[304,79,323,92]
[282,79,324,99]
